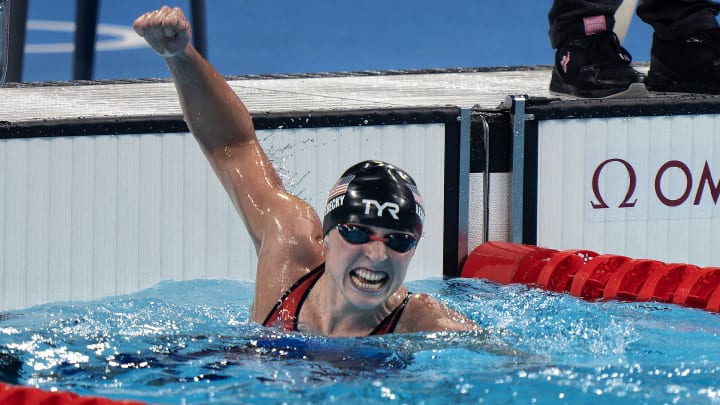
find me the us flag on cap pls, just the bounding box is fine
[407,184,424,208]
[327,175,354,200]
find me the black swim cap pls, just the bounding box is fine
[322,160,425,237]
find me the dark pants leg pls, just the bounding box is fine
[549,0,720,47]
[637,0,720,40]
[642,0,720,93]
[548,0,623,48]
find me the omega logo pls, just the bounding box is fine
[591,158,720,209]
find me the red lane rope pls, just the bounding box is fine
[461,242,720,313]
[0,383,147,405]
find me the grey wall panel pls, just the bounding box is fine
[1,124,447,310]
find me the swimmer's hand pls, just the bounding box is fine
[133,6,192,58]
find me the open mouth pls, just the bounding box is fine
[349,268,388,292]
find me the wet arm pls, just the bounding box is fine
[134,7,286,247]
[404,293,481,333]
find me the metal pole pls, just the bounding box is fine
[479,114,491,243]
[190,0,207,59]
[457,108,471,271]
[505,95,534,244]
[0,0,8,84]
[73,0,99,80]
[6,0,28,82]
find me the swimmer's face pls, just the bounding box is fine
[324,223,417,309]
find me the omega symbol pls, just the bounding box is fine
[591,158,638,209]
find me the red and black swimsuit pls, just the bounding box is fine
[262,264,412,335]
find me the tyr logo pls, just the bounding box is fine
[362,199,400,219]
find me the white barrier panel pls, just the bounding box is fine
[0,124,446,310]
[537,114,720,267]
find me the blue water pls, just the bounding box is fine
[2,278,720,404]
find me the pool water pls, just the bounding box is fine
[1,278,720,404]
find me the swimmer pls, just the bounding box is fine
[133,6,478,337]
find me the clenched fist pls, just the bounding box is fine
[133,6,192,58]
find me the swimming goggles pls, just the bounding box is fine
[336,223,418,253]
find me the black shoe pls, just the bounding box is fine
[647,28,720,94]
[550,30,646,98]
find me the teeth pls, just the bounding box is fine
[350,269,388,291]
[354,269,387,282]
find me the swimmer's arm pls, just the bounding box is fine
[134,6,258,152]
[400,293,482,333]
[161,43,287,243]
[134,7,323,256]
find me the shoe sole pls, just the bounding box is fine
[549,70,640,98]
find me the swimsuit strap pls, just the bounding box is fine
[263,265,413,335]
[262,264,324,330]
[369,291,413,336]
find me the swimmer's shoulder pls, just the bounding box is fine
[397,292,480,333]
[251,238,324,324]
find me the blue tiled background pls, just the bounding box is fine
[18,0,654,82]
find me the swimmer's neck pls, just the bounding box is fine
[299,274,404,337]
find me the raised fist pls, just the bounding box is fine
[133,6,192,58]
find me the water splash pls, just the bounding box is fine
[2,278,720,404]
